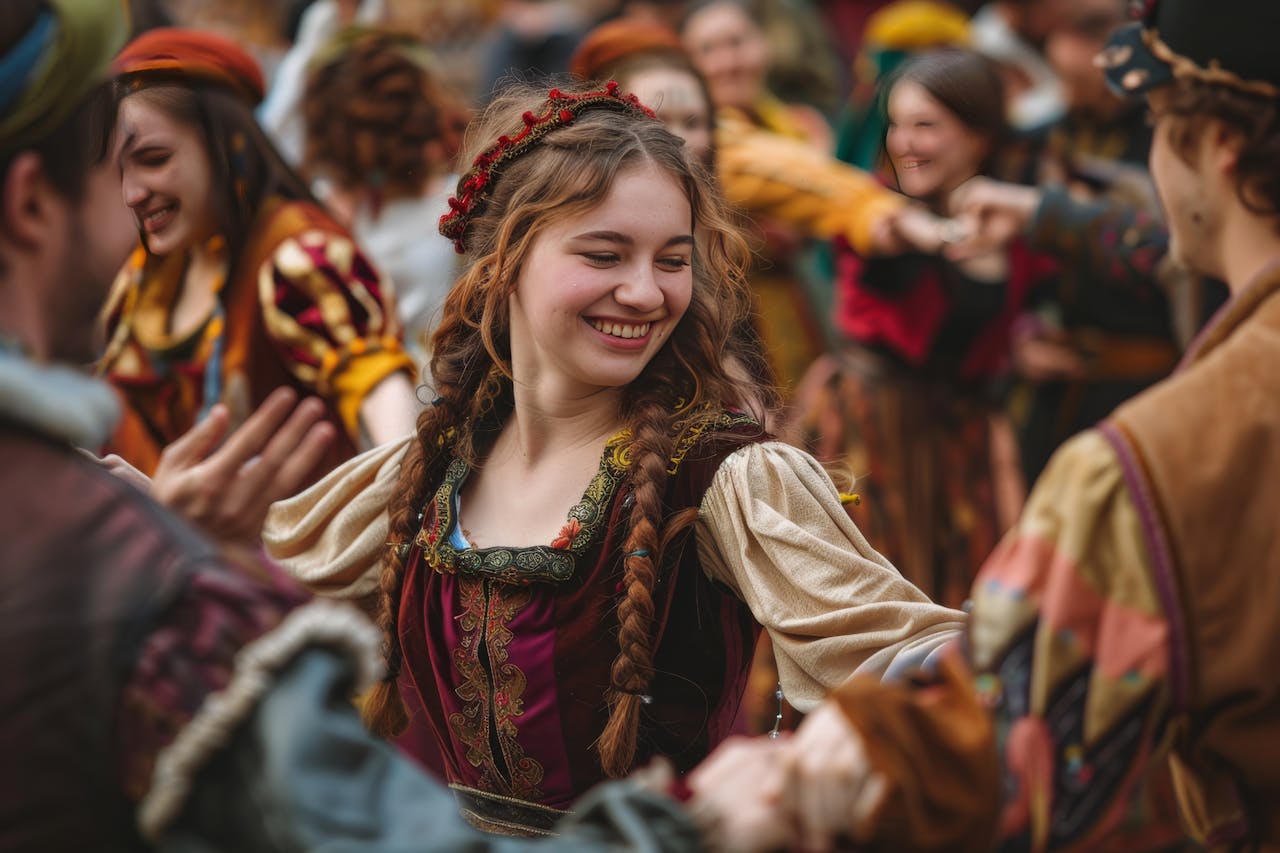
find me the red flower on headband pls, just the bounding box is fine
[438,82,657,253]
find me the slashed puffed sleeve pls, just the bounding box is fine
[257,223,416,440]
[695,441,965,710]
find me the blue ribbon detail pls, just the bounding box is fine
[0,11,58,118]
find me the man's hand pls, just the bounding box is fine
[687,736,794,853]
[782,702,887,852]
[946,177,1043,262]
[1011,323,1088,381]
[148,388,335,544]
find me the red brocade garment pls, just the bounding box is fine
[834,237,1059,382]
[98,196,415,477]
[397,413,767,818]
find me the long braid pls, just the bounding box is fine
[362,274,509,736]
[362,433,426,736]
[597,396,678,776]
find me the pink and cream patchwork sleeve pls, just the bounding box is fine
[833,428,1178,851]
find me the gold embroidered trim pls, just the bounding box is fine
[448,580,545,800]
[414,409,760,584]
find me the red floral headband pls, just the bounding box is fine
[439,81,656,253]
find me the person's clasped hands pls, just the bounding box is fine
[685,703,887,853]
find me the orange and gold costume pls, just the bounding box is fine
[99,197,415,476]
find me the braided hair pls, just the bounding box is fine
[363,82,773,777]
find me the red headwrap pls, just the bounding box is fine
[569,20,685,82]
[112,28,265,105]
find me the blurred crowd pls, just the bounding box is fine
[9,0,1274,848]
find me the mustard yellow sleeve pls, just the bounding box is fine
[714,110,906,256]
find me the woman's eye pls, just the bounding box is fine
[140,153,170,167]
[582,252,619,266]
[658,257,691,271]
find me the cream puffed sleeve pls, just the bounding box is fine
[263,435,411,609]
[696,441,965,711]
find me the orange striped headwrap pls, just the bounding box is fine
[112,28,265,105]
[569,20,685,82]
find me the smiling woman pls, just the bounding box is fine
[788,48,1055,609]
[262,80,964,836]
[97,29,417,481]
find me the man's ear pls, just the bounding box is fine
[1210,120,1245,178]
[0,152,54,250]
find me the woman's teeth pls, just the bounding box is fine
[144,205,174,225]
[590,320,651,339]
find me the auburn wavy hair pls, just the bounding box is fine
[302,28,469,203]
[363,80,772,776]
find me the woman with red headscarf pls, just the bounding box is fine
[99,29,418,480]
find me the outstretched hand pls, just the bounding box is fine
[782,702,887,852]
[944,176,1043,262]
[687,735,794,853]
[104,388,336,545]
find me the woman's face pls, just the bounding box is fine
[885,80,989,202]
[625,67,714,165]
[508,161,694,400]
[117,96,218,256]
[682,2,769,112]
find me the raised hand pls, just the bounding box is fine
[147,387,335,544]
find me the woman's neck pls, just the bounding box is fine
[497,384,623,469]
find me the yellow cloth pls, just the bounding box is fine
[716,110,905,257]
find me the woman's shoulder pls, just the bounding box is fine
[257,196,346,240]
[667,407,771,482]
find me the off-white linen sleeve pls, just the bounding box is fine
[696,441,966,711]
[262,434,411,607]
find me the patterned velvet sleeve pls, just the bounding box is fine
[1027,186,1168,297]
[115,546,382,844]
[831,428,1176,851]
[257,223,416,440]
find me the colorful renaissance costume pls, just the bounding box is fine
[824,259,1280,850]
[99,196,415,475]
[0,345,700,851]
[789,241,1058,609]
[265,411,965,833]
